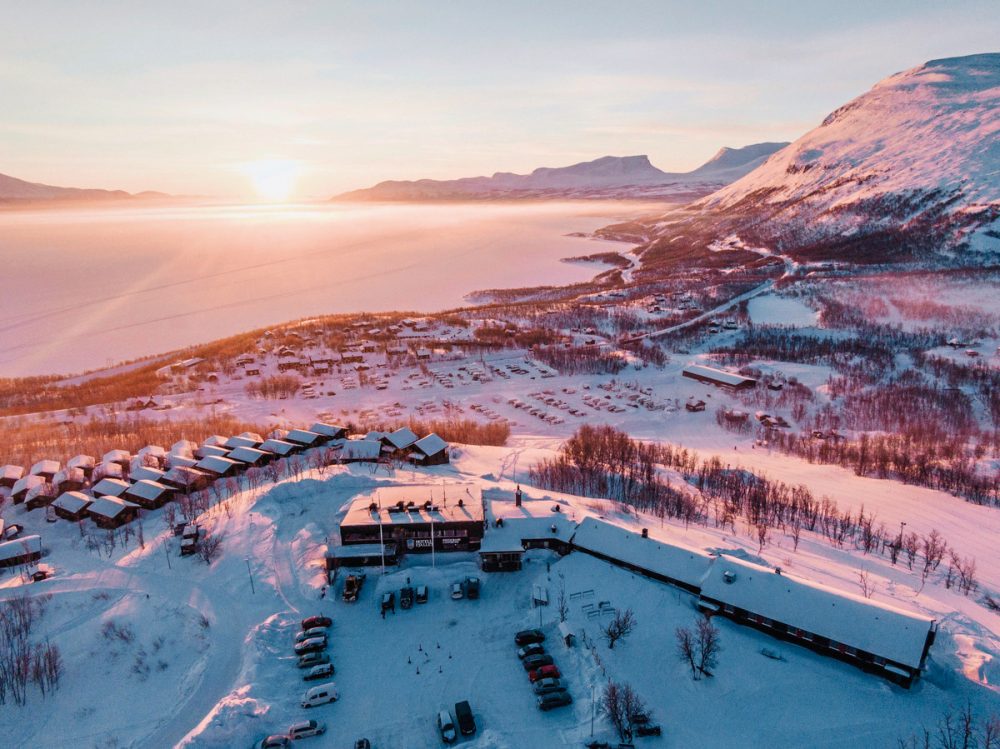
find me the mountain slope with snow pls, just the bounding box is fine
[335,144,788,202]
[674,54,1000,263]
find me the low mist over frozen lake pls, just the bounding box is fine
[0,201,645,376]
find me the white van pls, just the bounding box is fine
[301,682,338,708]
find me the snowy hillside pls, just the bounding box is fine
[683,54,1000,262]
[335,144,788,202]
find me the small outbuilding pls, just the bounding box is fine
[52,491,93,521]
[0,464,24,488]
[124,480,173,509]
[30,459,61,481]
[88,496,140,529]
[0,535,42,569]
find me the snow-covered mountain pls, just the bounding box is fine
[0,172,165,203]
[674,54,1000,263]
[335,144,788,202]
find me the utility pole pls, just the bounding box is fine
[245,556,255,594]
[378,492,385,575]
[591,683,596,737]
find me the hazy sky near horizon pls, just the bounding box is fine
[3,1,998,199]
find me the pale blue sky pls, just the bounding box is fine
[2,1,997,198]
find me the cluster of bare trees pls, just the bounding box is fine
[675,617,721,680]
[244,374,302,399]
[0,594,63,706]
[531,344,627,375]
[601,608,637,650]
[897,702,1000,749]
[532,426,981,599]
[600,680,650,742]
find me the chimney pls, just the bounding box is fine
[641,528,648,538]
[515,485,522,507]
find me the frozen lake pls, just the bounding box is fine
[0,201,646,376]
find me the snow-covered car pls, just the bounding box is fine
[294,636,327,656]
[514,629,545,646]
[528,664,560,683]
[303,663,335,681]
[301,615,332,630]
[415,585,428,604]
[450,582,464,600]
[354,740,371,749]
[437,710,457,743]
[517,643,545,659]
[301,682,338,708]
[295,627,328,643]
[288,719,326,739]
[257,735,291,749]
[537,691,573,711]
[297,652,330,669]
[533,677,564,695]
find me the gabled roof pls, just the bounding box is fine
[339,440,382,460]
[259,438,297,456]
[411,433,447,457]
[310,423,347,438]
[224,435,259,450]
[384,427,419,450]
[195,455,242,475]
[138,445,166,459]
[130,466,165,483]
[53,467,85,486]
[228,446,269,465]
[12,474,45,495]
[67,455,95,470]
[0,535,41,562]
[53,491,92,514]
[162,466,210,487]
[700,557,934,669]
[1,464,24,481]
[88,496,138,519]
[102,449,131,464]
[92,478,130,497]
[571,518,714,590]
[125,480,170,501]
[203,435,228,447]
[682,364,756,388]
[285,429,322,446]
[30,459,60,475]
[171,440,198,456]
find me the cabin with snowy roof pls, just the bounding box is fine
[409,433,450,466]
[88,496,140,529]
[124,480,173,509]
[0,535,42,569]
[52,491,93,521]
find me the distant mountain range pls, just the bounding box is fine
[636,53,1000,266]
[0,172,167,203]
[334,143,789,202]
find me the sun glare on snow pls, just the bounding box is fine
[242,159,301,202]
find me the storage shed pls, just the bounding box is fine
[52,491,93,521]
[682,364,757,390]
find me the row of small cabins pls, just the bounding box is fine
[0,425,450,536]
[327,486,935,688]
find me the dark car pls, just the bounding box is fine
[454,700,476,736]
[297,652,330,669]
[517,643,545,659]
[538,691,573,711]
[522,654,554,672]
[466,577,480,599]
[400,586,414,609]
[354,741,371,749]
[636,724,662,736]
[257,735,291,749]
[381,591,395,613]
[301,615,332,630]
[514,629,545,646]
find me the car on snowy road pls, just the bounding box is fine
[301,682,338,708]
[437,709,457,743]
[295,627,328,643]
[528,664,560,682]
[257,735,290,748]
[522,654,554,671]
[301,615,332,630]
[537,691,573,711]
[303,663,335,682]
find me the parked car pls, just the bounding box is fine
[537,691,573,711]
[295,627,328,643]
[1,523,23,541]
[466,577,480,599]
[297,652,330,669]
[514,629,545,646]
[522,654,554,672]
[381,591,395,613]
[301,682,338,708]
[354,740,371,749]
[450,582,464,600]
[257,735,291,748]
[517,643,545,659]
[288,719,326,739]
[342,574,365,602]
[294,636,327,656]
[636,724,662,737]
[400,586,414,609]
[301,615,332,630]
[303,663,335,682]
[528,664,560,683]
[437,709,457,743]
[533,678,565,695]
[415,585,428,604]
[454,700,476,736]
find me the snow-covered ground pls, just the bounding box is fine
[747,295,818,327]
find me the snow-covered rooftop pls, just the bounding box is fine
[125,480,170,501]
[0,535,41,562]
[411,433,447,457]
[384,427,419,450]
[91,477,130,498]
[52,491,92,514]
[682,364,756,388]
[342,484,483,527]
[88,496,138,519]
[700,556,935,669]
[339,440,382,461]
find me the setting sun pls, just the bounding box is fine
[241,159,301,201]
